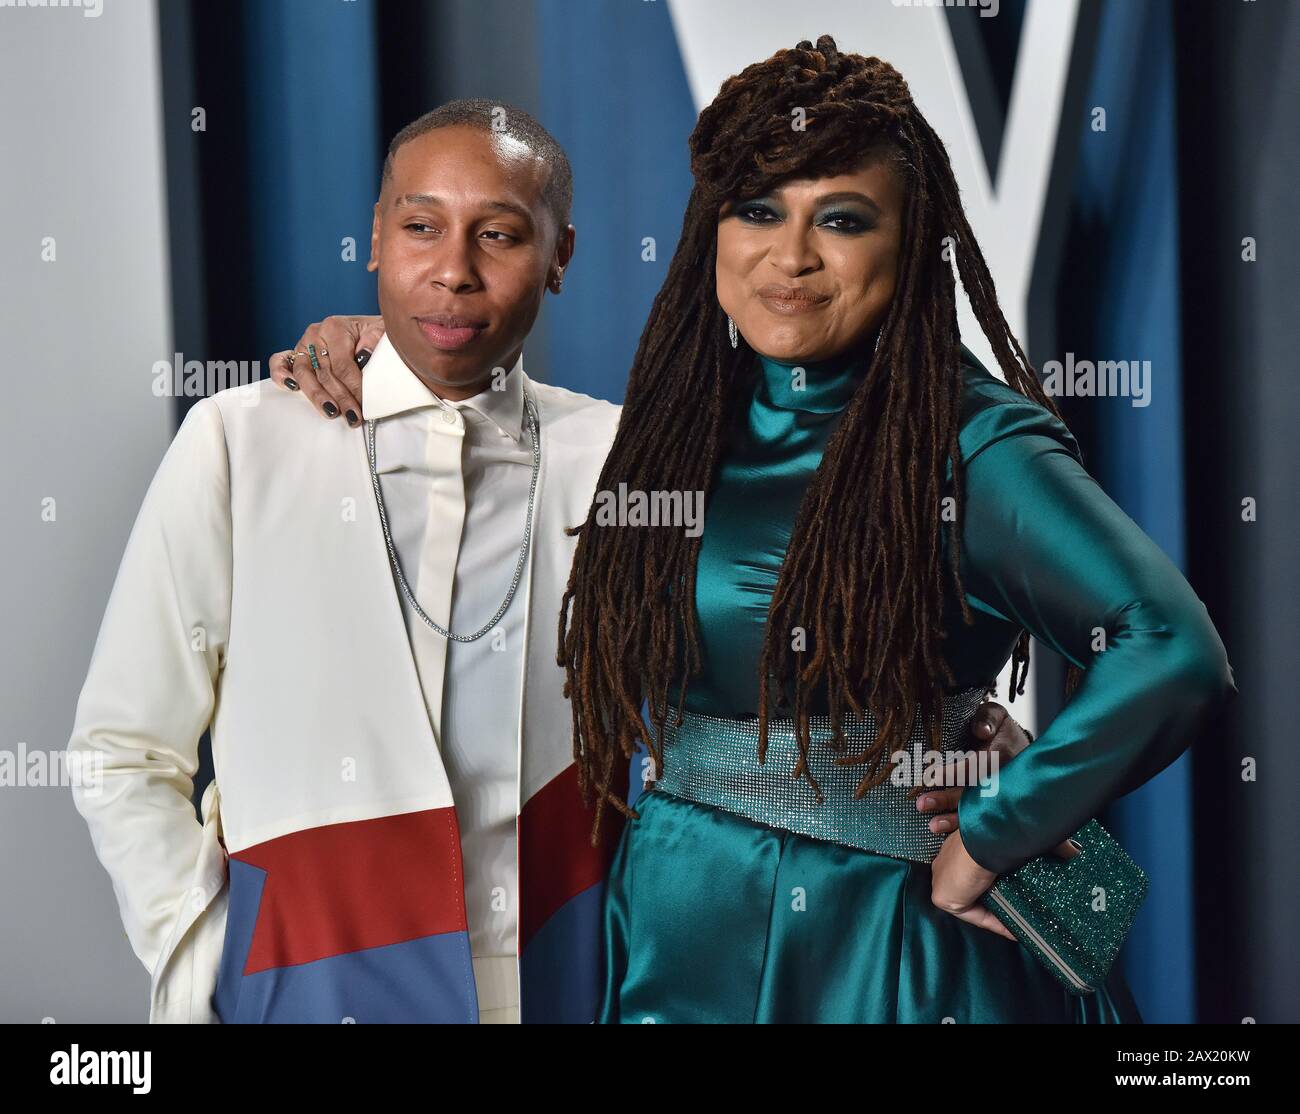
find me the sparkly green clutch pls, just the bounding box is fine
[980,819,1149,996]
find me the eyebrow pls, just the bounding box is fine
[766,188,882,215]
[394,193,535,227]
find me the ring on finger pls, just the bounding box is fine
[307,343,322,372]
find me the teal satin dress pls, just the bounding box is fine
[597,344,1235,1024]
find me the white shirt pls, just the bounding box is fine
[363,336,532,1023]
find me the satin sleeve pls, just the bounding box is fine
[953,418,1236,876]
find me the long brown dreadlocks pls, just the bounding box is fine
[558,35,1081,841]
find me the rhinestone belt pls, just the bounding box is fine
[648,686,990,863]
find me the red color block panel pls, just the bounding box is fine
[519,762,626,951]
[232,807,468,974]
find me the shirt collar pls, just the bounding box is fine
[362,333,527,441]
[454,352,526,442]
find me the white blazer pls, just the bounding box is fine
[67,365,624,1023]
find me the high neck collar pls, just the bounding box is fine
[754,345,871,414]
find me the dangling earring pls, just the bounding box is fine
[727,315,739,349]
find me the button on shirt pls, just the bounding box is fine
[362,335,532,1024]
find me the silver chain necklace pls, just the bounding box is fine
[365,392,540,643]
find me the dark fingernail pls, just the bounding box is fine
[323,401,339,418]
[346,409,359,427]
[356,349,371,368]
[284,377,299,391]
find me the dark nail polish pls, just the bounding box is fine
[356,349,371,368]
[346,410,359,427]
[284,377,299,391]
[323,401,339,418]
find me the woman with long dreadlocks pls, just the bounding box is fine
[556,35,1234,1023]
